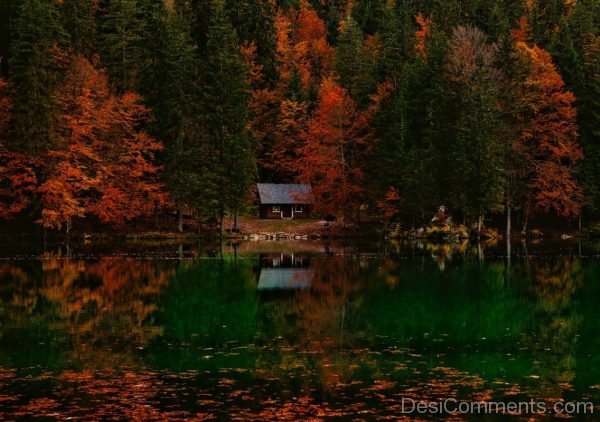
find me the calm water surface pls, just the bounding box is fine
[0,240,599,420]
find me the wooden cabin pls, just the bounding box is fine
[257,183,314,219]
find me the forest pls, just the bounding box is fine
[0,0,598,236]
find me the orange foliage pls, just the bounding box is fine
[297,77,371,219]
[271,99,309,178]
[275,4,333,90]
[415,13,432,61]
[511,15,532,43]
[515,42,583,217]
[240,41,263,88]
[39,56,163,230]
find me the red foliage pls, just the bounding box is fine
[511,16,532,43]
[376,187,402,220]
[275,5,333,90]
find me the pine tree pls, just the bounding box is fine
[224,0,277,85]
[137,0,202,230]
[62,0,98,57]
[551,0,600,224]
[98,0,144,91]
[199,1,255,231]
[335,16,379,108]
[0,0,20,76]
[9,0,68,153]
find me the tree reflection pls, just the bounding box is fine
[0,244,597,419]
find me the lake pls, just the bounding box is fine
[0,239,598,420]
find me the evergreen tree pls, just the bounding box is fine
[0,0,20,77]
[98,0,144,91]
[62,0,98,57]
[554,0,600,222]
[199,1,255,231]
[137,0,202,231]
[224,0,277,85]
[9,0,68,153]
[351,0,386,36]
[334,16,378,108]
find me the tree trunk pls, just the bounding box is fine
[521,203,530,235]
[219,215,224,240]
[177,205,183,233]
[506,203,511,241]
[477,211,483,239]
[233,209,238,231]
[506,235,511,286]
[579,213,582,234]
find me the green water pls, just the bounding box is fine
[0,240,599,420]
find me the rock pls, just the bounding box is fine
[561,234,572,240]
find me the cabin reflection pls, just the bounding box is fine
[257,253,313,291]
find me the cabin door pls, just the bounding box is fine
[281,205,293,219]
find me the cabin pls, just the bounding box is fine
[257,183,315,219]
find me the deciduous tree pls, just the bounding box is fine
[514,42,583,227]
[39,56,163,231]
[297,77,371,220]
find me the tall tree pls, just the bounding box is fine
[335,16,380,108]
[199,1,255,231]
[444,26,506,234]
[39,56,162,232]
[98,0,144,91]
[0,76,37,219]
[9,0,68,153]
[513,41,583,228]
[62,0,98,57]
[298,77,371,221]
[224,0,277,85]
[138,0,202,231]
[0,0,20,76]
[550,0,600,225]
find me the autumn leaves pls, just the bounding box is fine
[0,0,596,233]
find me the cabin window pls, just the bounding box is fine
[294,205,304,212]
[272,206,280,213]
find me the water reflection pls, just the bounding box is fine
[258,253,313,290]
[0,241,598,419]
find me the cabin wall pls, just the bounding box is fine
[259,205,311,219]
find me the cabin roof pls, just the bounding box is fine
[257,183,315,205]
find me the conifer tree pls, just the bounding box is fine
[98,0,144,91]
[138,0,202,230]
[62,0,98,57]
[9,0,68,153]
[199,1,255,231]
